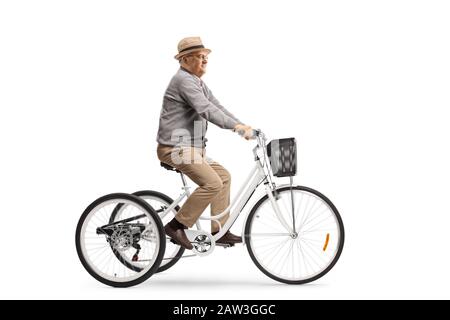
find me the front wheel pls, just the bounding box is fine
[245,186,344,284]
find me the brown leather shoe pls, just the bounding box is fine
[212,231,242,244]
[164,223,193,250]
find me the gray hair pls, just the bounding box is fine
[179,55,193,65]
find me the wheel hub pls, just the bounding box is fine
[110,227,133,251]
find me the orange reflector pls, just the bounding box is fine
[323,233,330,251]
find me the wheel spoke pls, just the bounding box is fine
[250,233,291,237]
[300,214,334,234]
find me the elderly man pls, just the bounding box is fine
[156,37,253,249]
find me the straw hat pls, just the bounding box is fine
[174,37,211,60]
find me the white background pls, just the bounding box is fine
[1,0,449,299]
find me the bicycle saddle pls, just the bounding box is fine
[160,162,181,173]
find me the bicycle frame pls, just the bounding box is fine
[159,131,294,244]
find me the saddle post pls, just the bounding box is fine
[179,172,188,190]
[178,171,201,230]
[159,161,201,230]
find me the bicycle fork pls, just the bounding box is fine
[265,183,294,234]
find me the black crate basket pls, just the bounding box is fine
[266,138,297,177]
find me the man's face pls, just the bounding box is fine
[183,50,209,77]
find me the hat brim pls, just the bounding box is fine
[174,48,211,60]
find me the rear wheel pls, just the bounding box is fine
[75,193,165,287]
[245,186,344,284]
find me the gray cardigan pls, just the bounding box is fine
[156,68,241,147]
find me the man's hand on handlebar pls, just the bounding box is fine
[234,124,255,140]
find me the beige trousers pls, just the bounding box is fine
[157,144,231,232]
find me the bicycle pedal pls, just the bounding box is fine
[216,243,235,248]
